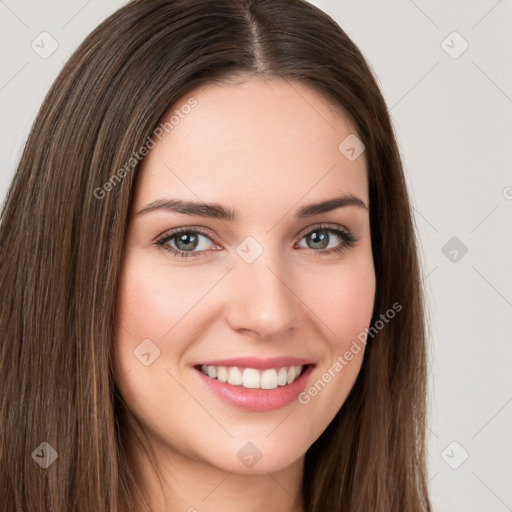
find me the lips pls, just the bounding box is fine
[192,356,315,412]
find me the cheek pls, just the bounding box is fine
[117,271,167,336]
[306,258,376,349]
[115,254,207,341]
[294,258,375,431]
[114,255,190,387]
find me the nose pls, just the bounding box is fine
[224,251,299,340]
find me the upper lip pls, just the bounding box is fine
[194,356,315,370]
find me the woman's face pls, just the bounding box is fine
[114,76,375,474]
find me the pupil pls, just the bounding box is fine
[176,232,198,251]
[309,230,328,249]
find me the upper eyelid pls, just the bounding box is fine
[297,222,352,238]
[158,226,219,245]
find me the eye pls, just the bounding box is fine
[156,227,221,259]
[296,224,357,256]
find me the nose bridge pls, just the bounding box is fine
[225,237,298,337]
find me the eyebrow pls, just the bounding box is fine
[136,194,367,220]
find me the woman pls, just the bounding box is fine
[0,0,431,510]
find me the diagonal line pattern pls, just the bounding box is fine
[163,163,236,237]
[200,471,233,502]
[408,0,439,28]
[118,322,135,339]
[472,61,512,104]
[471,0,504,30]
[265,472,299,503]
[61,0,93,29]
[414,207,439,234]
[421,266,438,283]
[0,0,29,28]
[163,267,234,337]
[470,205,499,233]
[413,410,439,438]
[390,62,439,111]
[164,367,234,438]
[472,471,512,511]
[265,410,294,438]
[471,266,512,309]
[471,397,512,439]
[0,62,29,92]
[265,164,336,234]
[115,368,133,386]
[282,77,336,131]
[265,265,336,335]
[426,423,439,440]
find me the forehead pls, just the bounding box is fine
[133,77,368,217]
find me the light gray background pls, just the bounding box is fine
[1,1,511,510]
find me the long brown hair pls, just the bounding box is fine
[0,0,431,510]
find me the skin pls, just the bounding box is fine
[114,75,376,512]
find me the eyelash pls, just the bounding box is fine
[155,224,358,260]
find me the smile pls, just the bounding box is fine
[192,357,315,412]
[199,364,304,389]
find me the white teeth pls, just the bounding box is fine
[261,369,278,389]
[199,364,304,389]
[277,367,288,386]
[227,367,243,386]
[217,366,228,382]
[242,368,260,389]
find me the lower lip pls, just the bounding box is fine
[193,365,315,412]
